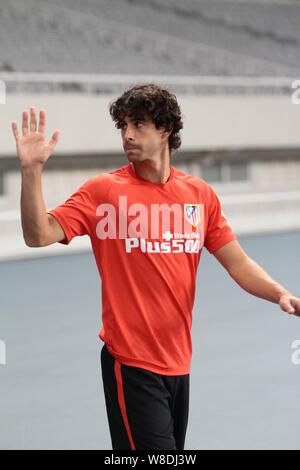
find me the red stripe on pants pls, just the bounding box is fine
[114,360,136,450]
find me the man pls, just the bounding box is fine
[12,83,300,450]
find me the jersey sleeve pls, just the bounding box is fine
[46,179,96,245]
[204,185,237,254]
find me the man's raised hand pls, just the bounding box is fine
[11,107,60,169]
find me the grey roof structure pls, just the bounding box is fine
[1,0,300,77]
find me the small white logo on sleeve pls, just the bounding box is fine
[0,340,6,365]
[291,340,300,365]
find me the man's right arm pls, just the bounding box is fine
[12,107,64,247]
[21,165,65,246]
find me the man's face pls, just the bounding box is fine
[120,115,170,163]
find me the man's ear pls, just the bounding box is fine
[162,124,173,139]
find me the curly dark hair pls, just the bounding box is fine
[109,82,183,154]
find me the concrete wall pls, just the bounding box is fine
[1,93,300,156]
[1,92,300,260]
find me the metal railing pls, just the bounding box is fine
[0,72,297,95]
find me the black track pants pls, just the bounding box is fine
[101,342,190,450]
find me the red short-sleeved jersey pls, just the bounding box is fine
[47,164,237,375]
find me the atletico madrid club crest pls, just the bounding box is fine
[184,204,200,227]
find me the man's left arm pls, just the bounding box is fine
[213,240,300,317]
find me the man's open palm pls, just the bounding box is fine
[12,107,60,168]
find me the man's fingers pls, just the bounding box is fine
[11,122,19,142]
[280,295,300,317]
[48,129,60,151]
[30,107,37,132]
[291,298,300,315]
[22,111,28,135]
[281,300,295,314]
[280,298,294,314]
[38,109,46,134]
